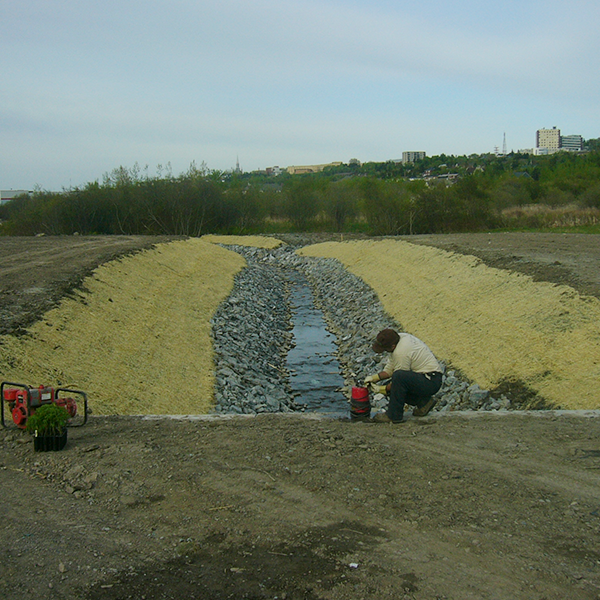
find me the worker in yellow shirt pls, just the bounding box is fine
[364,329,443,423]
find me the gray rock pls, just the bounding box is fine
[210,243,508,416]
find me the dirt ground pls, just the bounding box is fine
[1,233,600,600]
[0,235,180,336]
[404,232,600,301]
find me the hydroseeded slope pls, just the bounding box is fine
[299,239,600,410]
[0,238,246,414]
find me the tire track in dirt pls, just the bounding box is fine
[397,414,600,502]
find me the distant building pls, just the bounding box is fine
[1,190,30,204]
[286,162,342,175]
[437,173,459,182]
[536,127,561,152]
[402,151,426,163]
[534,127,584,154]
[561,134,584,152]
[266,166,283,176]
[234,157,242,175]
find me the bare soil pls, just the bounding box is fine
[1,233,600,600]
[404,232,600,301]
[0,235,181,336]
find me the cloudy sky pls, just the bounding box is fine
[2,0,599,190]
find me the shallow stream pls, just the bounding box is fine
[285,270,347,415]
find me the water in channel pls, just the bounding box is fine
[286,270,347,415]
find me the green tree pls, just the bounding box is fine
[489,173,538,210]
[282,177,321,230]
[360,178,413,235]
[322,180,359,231]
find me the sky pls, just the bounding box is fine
[1,0,599,190]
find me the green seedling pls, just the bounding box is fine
[25,403,70,435]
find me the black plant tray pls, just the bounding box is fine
[34,429,68,452]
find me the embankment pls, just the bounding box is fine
[2,235,598,414]
[300,239,600,410]
[0,238,245,414]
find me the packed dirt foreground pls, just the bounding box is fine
[1,233,600,600]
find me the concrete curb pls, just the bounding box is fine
[82,409,600,422]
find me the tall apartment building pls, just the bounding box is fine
[536,127,561,151]
[402,151,426,163]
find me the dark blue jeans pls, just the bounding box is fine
[388,370,443,422]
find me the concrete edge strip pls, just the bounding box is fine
[80,409,600,422]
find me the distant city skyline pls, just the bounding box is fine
[2,1,598,190]
[0,124,593,193]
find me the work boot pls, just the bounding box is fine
[412,398,437,417]
[372,412,403,424]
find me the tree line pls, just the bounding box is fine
[2,145,599,236]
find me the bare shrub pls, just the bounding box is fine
[501,203,600,228]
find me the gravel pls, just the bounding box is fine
[212,244,513,417]
[211,246,295,415]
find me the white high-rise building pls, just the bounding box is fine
[536,127,561,151]
[402,151,426,163]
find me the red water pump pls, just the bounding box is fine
[350,386,371,421]
[1,381,88,429]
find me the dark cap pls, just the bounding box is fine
[372,329,399,353]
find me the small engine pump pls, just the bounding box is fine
[1,381,88,429]
[350,385,371,421]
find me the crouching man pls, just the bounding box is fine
[365,328,443,423]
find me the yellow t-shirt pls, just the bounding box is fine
[383,333,441,375]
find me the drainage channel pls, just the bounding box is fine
[286,269,347,415]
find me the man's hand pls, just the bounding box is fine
[364,374,380,384]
